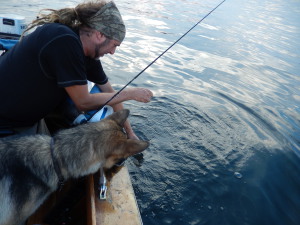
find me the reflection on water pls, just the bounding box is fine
[1,0,300,224]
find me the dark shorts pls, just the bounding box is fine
[0,119,50,138]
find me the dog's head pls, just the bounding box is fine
[93,109,149,169]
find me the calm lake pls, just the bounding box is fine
[1,0,300,224]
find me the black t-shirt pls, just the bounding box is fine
[0,23,108,127]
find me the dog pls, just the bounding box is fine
[0,109,149,225]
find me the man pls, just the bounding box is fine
[0,0,153,139]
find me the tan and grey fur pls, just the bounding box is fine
[0,109,149,225]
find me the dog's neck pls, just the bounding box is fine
[50,138,65,190]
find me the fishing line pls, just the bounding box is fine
[96,0,226,112]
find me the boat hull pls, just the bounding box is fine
[27,166,142,225]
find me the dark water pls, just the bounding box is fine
[1,0,300,224]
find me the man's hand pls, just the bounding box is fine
[126,88,153,103]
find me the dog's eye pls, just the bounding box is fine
[115,158,126,166]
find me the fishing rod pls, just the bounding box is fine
[97,0,226,111]
[94,0,226,198]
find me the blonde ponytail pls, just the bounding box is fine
[22,0,107,36]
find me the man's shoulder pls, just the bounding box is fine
[37,23,78,39]
[34,23,81,51]
[44,23,74,31]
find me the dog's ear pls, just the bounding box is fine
[124,139,150,157]
[106,109,130,126]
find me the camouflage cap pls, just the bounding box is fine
[87,1,126,42]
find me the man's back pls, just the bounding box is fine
[0,23,84,127]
